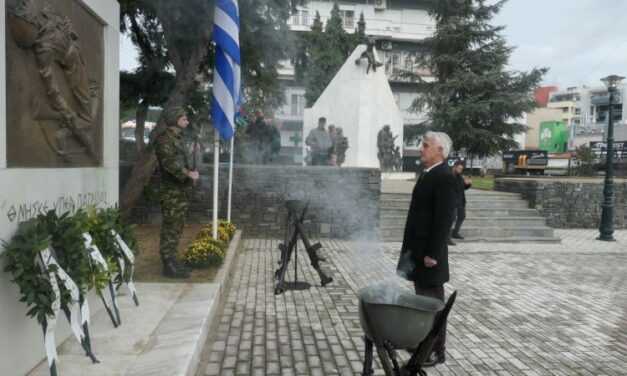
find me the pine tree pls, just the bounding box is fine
[298,3,364,107]
[413,0,547,158]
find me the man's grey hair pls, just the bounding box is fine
[423,131,453,158]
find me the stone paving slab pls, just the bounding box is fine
[198,231,627,375]
[28,283,213,376]
[29,231,243,376]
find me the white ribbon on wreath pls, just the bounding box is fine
[37,247,85,368]
[82,233,119,326]
[111,230,139,306]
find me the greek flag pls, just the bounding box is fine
[211,0,241,140]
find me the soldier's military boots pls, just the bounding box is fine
[162,259,190,279]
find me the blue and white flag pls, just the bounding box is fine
[211,0,241,140]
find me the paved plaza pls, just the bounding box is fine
[197,230,627,376]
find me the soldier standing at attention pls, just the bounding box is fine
[155,107,199,278]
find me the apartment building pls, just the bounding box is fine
[547,85,627,148]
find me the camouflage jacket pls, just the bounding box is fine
[155,126,191,187]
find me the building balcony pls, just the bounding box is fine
[591,93,623,106]
[287,3,434,43]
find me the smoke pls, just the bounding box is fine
[270,166,381,242]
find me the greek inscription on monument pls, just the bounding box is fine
[6,0,104,167]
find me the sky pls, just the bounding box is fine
[119,0,627,89]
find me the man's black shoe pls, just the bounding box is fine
[162,260,190,279]
[321,275,333,287]
[452,233,464,240]
[447,239,456,246]
[422,352,445,367]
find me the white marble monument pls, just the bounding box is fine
[303,44,403,168]
[0,0,119,374]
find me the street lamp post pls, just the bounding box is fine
[598,74,625,241]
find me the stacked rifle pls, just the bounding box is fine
[274,200,333,295]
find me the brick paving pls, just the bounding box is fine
[198,230,627,375]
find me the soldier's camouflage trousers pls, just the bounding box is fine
[159,186,190,262]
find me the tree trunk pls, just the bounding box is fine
[135,101,149,153]
[120,43,207,218]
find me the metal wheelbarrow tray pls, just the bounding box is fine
[358,283,457,376]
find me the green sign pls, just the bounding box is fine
[539,121,568,153]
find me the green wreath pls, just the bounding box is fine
[2,218,70,325]
[41,210,113,295]
[86,207,137,284]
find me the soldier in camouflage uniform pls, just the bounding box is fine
[155,107,199,278]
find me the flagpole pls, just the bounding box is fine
[227,136,234,222]
[213,129,220,240]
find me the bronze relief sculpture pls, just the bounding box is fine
[6,0,103,167]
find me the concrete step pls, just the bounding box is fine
[464,208,540,217]
[380,225,555,237]
[457,226,555,239]
[380,200,530,210]
[380,208,541,219]
[381,195,528,204]
[380,234,561,243]
[382,191,523,200]
[380,217,547,229]
[465,200,529,209]
[454,236,561,244]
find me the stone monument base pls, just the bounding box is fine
[381,172,416,181]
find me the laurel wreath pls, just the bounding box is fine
[2,218,68,325]
[86,207,138,285]
[42,210,115,295]
[2,207,136,325]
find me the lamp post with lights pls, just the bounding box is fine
[598,74,625,241]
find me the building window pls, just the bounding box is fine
[385,52,401,77]
[575,108,581,115]
[289,94,305,116]
[339,10,355,28]
[290,9,310,26]
[290,94,299,116]
[562,108,569,113]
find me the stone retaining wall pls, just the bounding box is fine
[495,178,627,229]
[130,165,381,238]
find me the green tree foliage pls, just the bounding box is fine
[296,4,365,106]
[412,0,547,158]
[575,145,597,176]
[119,0,293,215]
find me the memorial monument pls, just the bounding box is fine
[0,0,120,374]
[303,44,403,169]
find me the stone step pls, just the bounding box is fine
[380,225,554,237]
[380,234,561,243]
[381,193,523,202]
[381,200,530,210]
[380,217,547,228]
[380,230,560,243]
[380,207,541,218]
[454,236,561,243]
[464,208,540,217]
[456,226,555,238]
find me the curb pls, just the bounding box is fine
[186,230,242,376]
[126,230,243,376]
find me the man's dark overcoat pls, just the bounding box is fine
[397,163,457,287]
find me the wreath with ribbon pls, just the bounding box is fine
[2,218,69,325]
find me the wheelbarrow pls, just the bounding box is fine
[359,283,457,376]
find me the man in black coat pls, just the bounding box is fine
[451,160,472,240]
[396,131,456,367]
